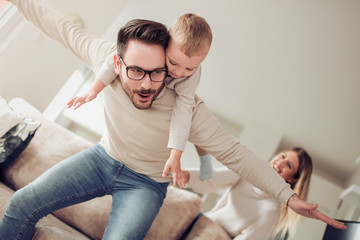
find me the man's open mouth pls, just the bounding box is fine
[136,90,155,102]
[139,93,150,98]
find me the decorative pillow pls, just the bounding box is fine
[0,96,41,167]
[0,118,41,167]
[0,96,23,137]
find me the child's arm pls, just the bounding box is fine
[67,52,117,109]
[162,67,202,187]
[167,67,201,152]
[67,80,105,109]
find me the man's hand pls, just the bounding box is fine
[287,194,347,230]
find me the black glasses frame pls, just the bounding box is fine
[119,56,168,82]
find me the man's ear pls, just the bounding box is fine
[114,54,120,75]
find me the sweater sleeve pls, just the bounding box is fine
[95,50,118,86]
[188,97,294,205]
[167,67,201,151]
[11,0,116,74]
[187,167,241,194]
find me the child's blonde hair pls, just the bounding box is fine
[271,147,313,239]
[169,13,212,57]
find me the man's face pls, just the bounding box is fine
[114,40,166,109]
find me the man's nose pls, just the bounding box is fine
[140,73,152,89]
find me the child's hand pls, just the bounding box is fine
[162,151,186,188]
[67,79,105,109]
[67,91,97,110]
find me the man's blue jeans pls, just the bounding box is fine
[0,144,168,240]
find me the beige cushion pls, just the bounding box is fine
[145,186,202,240]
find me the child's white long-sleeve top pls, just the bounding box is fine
[187,167,281,240]
[96,53,201,152]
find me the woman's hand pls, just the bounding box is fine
[287,194,347,230]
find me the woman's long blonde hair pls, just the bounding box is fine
[271,147,313,239]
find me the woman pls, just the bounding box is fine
[183,147,313,240]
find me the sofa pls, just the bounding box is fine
[0,97,231,240]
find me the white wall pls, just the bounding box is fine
[0,0,128,111]
[347,168,360,187]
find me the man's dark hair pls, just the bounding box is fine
[117,19,170,57]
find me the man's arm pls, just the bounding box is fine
[9,0,116,73]
[189,99,293,203]
[287,194,346,229]
[195,145,208,157]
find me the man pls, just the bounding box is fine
[0,0,346,239]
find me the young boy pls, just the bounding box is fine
[67,13,213,188]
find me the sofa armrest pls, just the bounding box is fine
[3,97,92,189]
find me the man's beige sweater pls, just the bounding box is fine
[12,0,294,204]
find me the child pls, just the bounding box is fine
[67,13,213,188]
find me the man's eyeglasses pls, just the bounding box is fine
[119,56,168,82]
